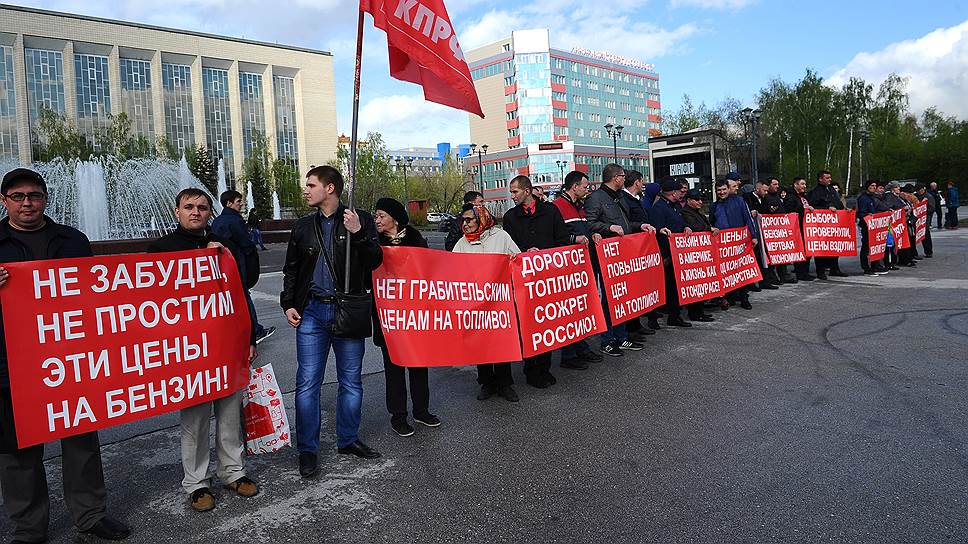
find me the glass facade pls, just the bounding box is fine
[202,67,233,170]
[162,62,194,153]
[0,45,17,159]
[238,71,265,157]
[119,58,154,140]
[273,75,298,165]
[24,48,66,133]
[514,52,552,146]
[74,53,111,141]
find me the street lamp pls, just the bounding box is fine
[556,160,567,185]
[395,156,414,205]
[604,124,624,162]
[470,143,488,193]
[741,108,761,182]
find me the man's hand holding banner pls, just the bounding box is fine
[596,232,665,324]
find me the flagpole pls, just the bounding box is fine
[345,9,365,293]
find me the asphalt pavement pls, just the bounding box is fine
[7,227,968,544]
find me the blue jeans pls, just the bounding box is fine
[244,290,265,337]
[295,299,365,452]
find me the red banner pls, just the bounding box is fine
[803,210,858,257]
[510,245,606,357]
[891,209,911,250]
[595,232,665,324]
[759,213,806,265]
[864,211,892,262]
[669,232,722,305]
[361,0,484,117]
[914,201,928,243]
[718,228,763,291]
[373,246,521,366]
[0,250,251,448]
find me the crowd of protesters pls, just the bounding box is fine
[0,161,953,541]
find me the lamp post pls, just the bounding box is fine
[741,108,761,182]
[470,143,488,193]
[604,124,624,162]
[556,160,567,185]
[395,156,413,205]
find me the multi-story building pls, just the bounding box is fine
[0,4,336,175]
[467,29,660,203]
[386,142,471,175]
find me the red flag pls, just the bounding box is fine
[360,0,484,117]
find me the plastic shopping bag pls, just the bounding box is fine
[242,363,291,455]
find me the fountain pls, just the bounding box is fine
[246,180,255,211]
[215,159,228,214]
[75,161,109,241]
[178,156,194,191]
[272,191,281,220]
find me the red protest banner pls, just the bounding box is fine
[914,201,928,243]
[669,232,722,305]
[759,213,806,265]
[0,249,251,448]
[511,245,606,357]
[864,211,892,262]
[803,210,858,257]
[891,209,911,250]
[718,227,763,291]
[595,232,665,324]
[373,246,521,366]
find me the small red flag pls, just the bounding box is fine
[360,0,485,118]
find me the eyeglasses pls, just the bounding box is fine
[4,192,46,202]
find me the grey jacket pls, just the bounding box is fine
[585,183,640,237]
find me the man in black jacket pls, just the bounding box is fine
[784,177,815,281]
[0,168,130,542]
[445,191,483,251]
[807,170,848,279]
[281,165,383,478]
[619,170,656,341]
[148,188,260,513]
[503,175,570,388]
[212,190,275,344]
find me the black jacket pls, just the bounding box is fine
[501,201,570,251]
[649,197,688,258]
[0,217,92,391]
[808,184,844,210]
[619,189,650,227]
[445,219,463,252]
[147,227,256,345]
[281,206,383,314]
[211,207,259,288]
[761,193,785,214]
[372,228,428,348]
[681,206,713,232]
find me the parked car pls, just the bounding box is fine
[427,212,455,224]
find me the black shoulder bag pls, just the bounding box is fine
[316,220,373,339]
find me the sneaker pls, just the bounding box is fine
[413,413,441,427]
[797,274,816,281]
[619,340,644,351]
[560,357,589,370]
[255,326,276,344]
[761,283,779,290]
[544,373,557,386]
[600,343,624,357]
[391,419,415,436]
[580,350,604,363]
[498,385,519,402]
[224,476,259,498]
[190,488,216,512]
[874,270,889,275]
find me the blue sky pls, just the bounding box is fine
[12,0,968,149]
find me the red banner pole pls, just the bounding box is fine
[345,9,365,292]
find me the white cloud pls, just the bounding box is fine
[358,94,469,149]
[828,20,968,119]
[669,0,753,9]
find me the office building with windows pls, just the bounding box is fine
[0,3,336,174]
[466,29,660,201]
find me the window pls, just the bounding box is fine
[587,97,600,106]
[552,91,566,101]
[203,68,234,171]
[553,108,568,118]
[552,74,566,85]
[555,126,568,137]
[573,95,583,105]
[574,111,584,120]
[571,78,582,88]
[506,110,517,120]
[604,100,616,109]
[587,81,599,91]
[604,84,614,93]
[504,76,514,86]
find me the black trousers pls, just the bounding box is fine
[663,264,681,320]
[477,363,513,388]
[859,224,871,271]
[794,257,812,278]
[523,352,553,383]
[815,256,841,275]
[946,207,959,228]
[0,431,107,542]
[923,224,933,256]
[686,302,706,319]
[380,346,430,424]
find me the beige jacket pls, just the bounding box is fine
[452,227,521,256]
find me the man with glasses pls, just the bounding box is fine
[585,163,655,357]
[0,168,131,542]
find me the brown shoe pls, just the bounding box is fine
[224,476,259,498]
[190,487,216,512]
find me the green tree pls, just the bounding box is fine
[328,132,401,212]
[32,106,93,161]
[185,144,218,196]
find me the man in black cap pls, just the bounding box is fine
[502,175,570,388]
[807,170,848,279]
[649,177,702,327]
[0,168,131,542]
